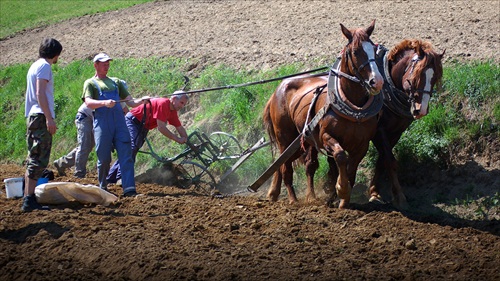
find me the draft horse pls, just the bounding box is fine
[263,20,384,209]
[369,39,445,209]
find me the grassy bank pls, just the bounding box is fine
[1,58,499,184]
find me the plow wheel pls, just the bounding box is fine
[176,161,217,195]
[209,132,243,160]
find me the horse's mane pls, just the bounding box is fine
[388,39,444,89]
[352,28,371,47]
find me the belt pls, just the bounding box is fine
[29,113,45,119]
[126,113,142,126]
[76,111,88,118]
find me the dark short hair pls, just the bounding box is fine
[39,38,63,59]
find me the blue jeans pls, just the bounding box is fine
[107,113,148,183]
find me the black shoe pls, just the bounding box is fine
[123,190,138,197]
[21,195,50,212]
[74,173,85,179]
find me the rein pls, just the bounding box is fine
[178,66,329,96]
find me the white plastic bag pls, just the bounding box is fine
[35,182,117,206]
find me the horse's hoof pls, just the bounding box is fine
[305,196,318,204]
[325,197,335,207]
[266,195,279,202]
[369,195,386,204]
[338,200,350,209]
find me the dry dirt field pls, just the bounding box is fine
[0,1,499,281]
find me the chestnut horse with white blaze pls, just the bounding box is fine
[263,20,384,209]
[369,39,445,209]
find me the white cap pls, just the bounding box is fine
[93,53,112,62]
[172,90,186,95]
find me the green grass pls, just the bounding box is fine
[0,0,152,39]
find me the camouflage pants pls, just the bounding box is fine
[25,114,52,180]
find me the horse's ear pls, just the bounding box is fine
[440,49,446,59]
[366,19,376,37]
[340,23,353,41]
[416,45,425,58]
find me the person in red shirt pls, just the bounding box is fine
[106,91,188,184]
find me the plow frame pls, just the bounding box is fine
[139,130,269,195]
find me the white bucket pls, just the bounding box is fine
[4,177,24,198]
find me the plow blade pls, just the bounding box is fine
[218,137,269,184]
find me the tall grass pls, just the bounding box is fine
[0,0,152,39]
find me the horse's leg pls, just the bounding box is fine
[267,170,282,202]
[387,157,409,210]
[282,160,298,204]
[304,146,319,203]
[325,156,338,195]
[346,148,368,205]
[368,154,386,204]
[267,140,298,203]
[369,131,408,209]
[324,156,339,206]
[323,134,350,209]
[369,131,390,204]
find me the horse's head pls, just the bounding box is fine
[401,40,445,119]
[340,20,384,96]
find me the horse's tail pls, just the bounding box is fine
[263,97,277,152]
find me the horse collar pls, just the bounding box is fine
[327,59,383,123]
[377,47,413,119]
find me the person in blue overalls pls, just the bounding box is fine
[83,53,145,197]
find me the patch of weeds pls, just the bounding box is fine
[474,192,500,220]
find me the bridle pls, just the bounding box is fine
[404,54,436,104]
[330,40,377,94]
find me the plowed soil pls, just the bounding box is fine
[0,1,499,281]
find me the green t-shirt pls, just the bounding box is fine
[82,77,129,100]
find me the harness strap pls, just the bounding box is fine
[302,85,326,138]
[302,103,330,154]
[301,86,328,152]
